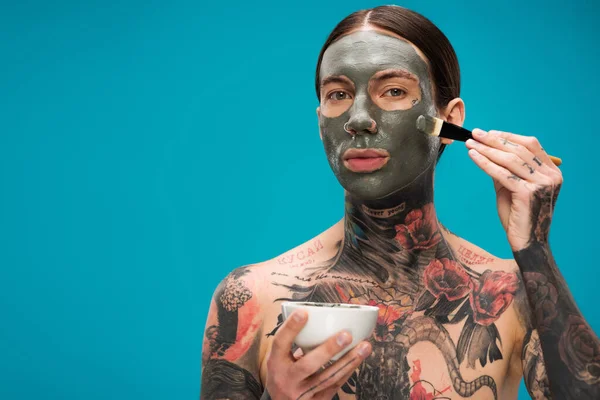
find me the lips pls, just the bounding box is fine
[342,148,390,173]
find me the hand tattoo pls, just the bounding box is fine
[523,162,535,174]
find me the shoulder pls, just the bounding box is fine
[441,227,511,270]
[215,222,343,304]
[442,230,504,268]
[447,234,533,350]
[262,221,343,271]
[443,229,527,328]
[444,231,525,317]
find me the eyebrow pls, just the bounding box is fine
[320,76,354,88]
[370,70,418,82]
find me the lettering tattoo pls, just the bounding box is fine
[271,271,378,286]
[533,156,543,166]
[501,138,519,147]
[277,239,324,266]
[456,245,495,265]
[289,259,316,269]
[523,162,535,174]
[514,185,600,397]
[361,202,406,218]
[508,174,521,181]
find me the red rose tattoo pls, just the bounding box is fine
[423,258,472,301]
[559,315,600,385]
[469,270,519,326]
[395,203,441,251]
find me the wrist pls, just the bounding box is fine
[512,241,552,272]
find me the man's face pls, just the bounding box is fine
[318,30,440,200]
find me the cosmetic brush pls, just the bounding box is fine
[416,115,562,166]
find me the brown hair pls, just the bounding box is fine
[315,5,460,158]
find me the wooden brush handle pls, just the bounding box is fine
[549,155,562,166]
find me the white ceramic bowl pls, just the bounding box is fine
[281,301,378,360]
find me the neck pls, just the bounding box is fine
[338,165,453,282]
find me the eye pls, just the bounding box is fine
[383,88,407,97]
[328,91,352,101]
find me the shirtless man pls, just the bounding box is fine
[200,6,599,399]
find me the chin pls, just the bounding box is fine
[339,175,407,201]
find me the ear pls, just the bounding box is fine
[439,98,465,145]
[316,106,323,141]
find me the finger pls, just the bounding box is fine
[468,149,527,191]
[293,347,305,360]
[298,341,372,399]
[487,130,564,185]
[466,138,549,183]
[313,374,352,400]
[292,330,353,377]
[270,310,308,362]
[332,367,357,392]
[469,129,550,171]
[488,130,558,171]
[313,370,354,400]
[470,130,563,183]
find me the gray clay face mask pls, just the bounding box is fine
[318,31,440,201]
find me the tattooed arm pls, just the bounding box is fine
[512,271,552,399]
[201,266,264,400]
[466,130,600,398]
[514,229,600,397]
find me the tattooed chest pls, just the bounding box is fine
[269,265,520,399]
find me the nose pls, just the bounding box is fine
[344,96,377,136]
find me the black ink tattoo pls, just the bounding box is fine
[201,267,264,399]
[514,186,600,397]
[508,174,521,181]
[502,138,518,147]
[202,359,263,399]
[220,276,252,312]
[523,162,535,174]
[533,157,543,167]
[522,330,552,399]
[514,277,552,398]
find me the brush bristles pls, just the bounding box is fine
[416,115,443,137]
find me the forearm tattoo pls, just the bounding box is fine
[514,186,600,397]
[522,329,552,399]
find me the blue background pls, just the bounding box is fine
[1,0,598,398]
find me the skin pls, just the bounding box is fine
[200,25,599,400]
